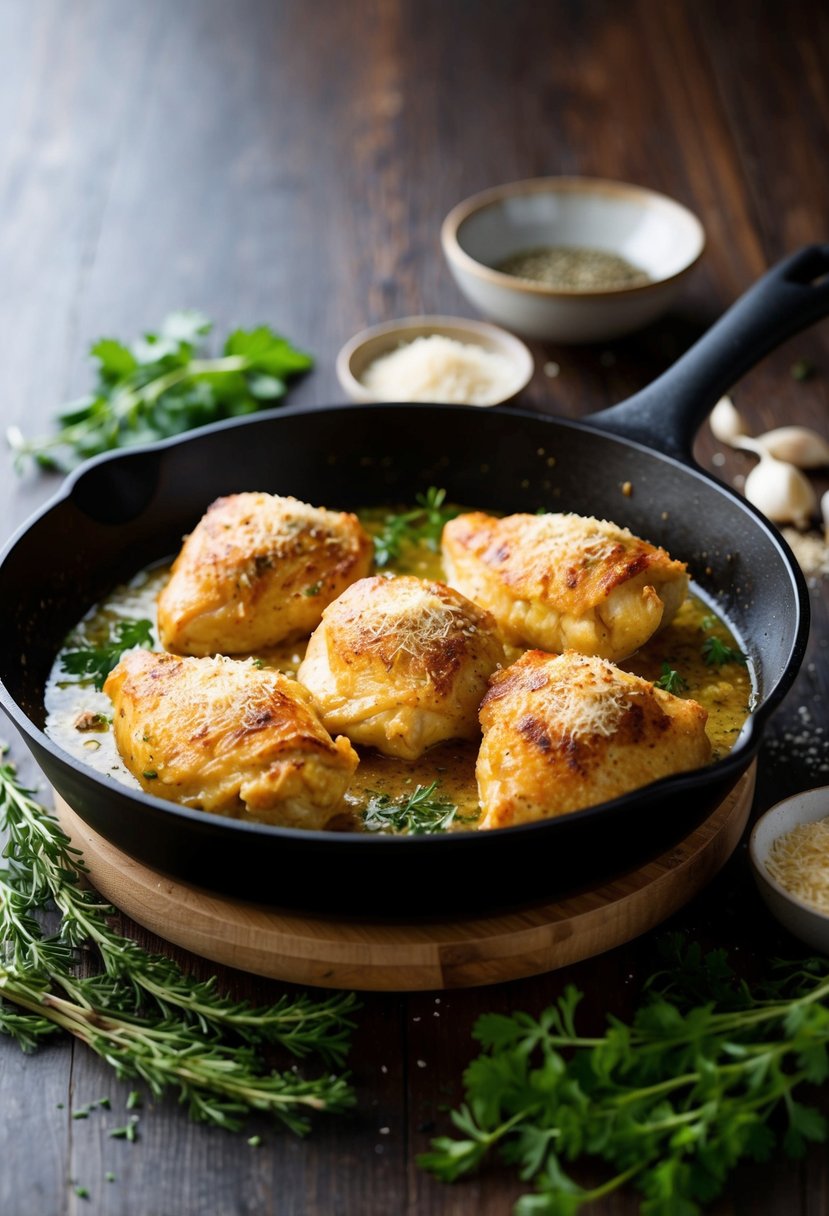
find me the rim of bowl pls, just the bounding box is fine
[335,314,535,405]
[748,786,829,919]
[441,176,706,300]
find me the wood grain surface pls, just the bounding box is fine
[0,2,828,1214]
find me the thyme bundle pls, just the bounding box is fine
[0,748,357,1134]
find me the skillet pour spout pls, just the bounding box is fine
[0,248,824,913]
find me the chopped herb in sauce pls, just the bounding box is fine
[362,781,477,835]
[654,662,688,694]
[61,618,154,691]
[702,636,748,667]
[373,488,460,568]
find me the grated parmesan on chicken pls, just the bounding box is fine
[360,335,520,405]
[765,818,829,913]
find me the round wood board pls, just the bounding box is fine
[53,765,754,992]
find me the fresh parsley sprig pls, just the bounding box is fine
[702,635,748,668]
[373,488,461,568]
[420,939,829,1214]
[60,617,155,690]
[0,749,357,1132]
[362,781,476,835]
[8,311,312,472]
[653,662,688,695]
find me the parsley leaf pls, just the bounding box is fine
[9,314,312,472]
[420,940,829,1213]
[373,488,461,568]
[61,618,154,690]
[701,636,748,667]
[654,662,688,695]
[362,782,476,835]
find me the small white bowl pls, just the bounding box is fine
[441,177,706,344]
[749,786,829,952]
[335,314,534,406]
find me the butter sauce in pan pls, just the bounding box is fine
[44,505,752,834]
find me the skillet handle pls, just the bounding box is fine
[588,244,829,461]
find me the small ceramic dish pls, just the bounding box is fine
[335,314,534,406]
[749,786,829,952]
[441,177,706,343]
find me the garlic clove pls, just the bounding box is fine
[743,454,818,529]
[822,489,829,538]
[709,395,747,444]
[754,425,829,469]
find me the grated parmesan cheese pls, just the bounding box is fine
[539,654,632,740]
[360,335,520,406]
[766,817,829,913]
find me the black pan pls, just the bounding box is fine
[1,247,827,914]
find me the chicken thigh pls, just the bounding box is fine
[297,575,505,759]
[442,511,688,662]
[104,649,358,828]
[476,649,710,829]
[157,493,373,655]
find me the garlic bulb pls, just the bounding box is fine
[709,395,747,444]
[754,425,829,469]
[743,453,818,528]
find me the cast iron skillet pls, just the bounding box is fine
[1,247,827,914]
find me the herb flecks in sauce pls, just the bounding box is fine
[45,501,753,830]
[496,246,651,291]
[362,782,477,835]
[61,618,154,691]
[372,488,461,570]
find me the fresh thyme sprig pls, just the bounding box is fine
[420,939,829,1214]
[373,488,461,568]
[60,617,155,691]
[362,781,477,835]
[0,749,358,1132]
[8,311,312,472]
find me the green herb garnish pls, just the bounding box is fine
[702,635,748,667]
[0,747,358,1134]
[108,1117,140,1143]
[653,662,688,695]
[60,618,154,691]
[8,311,312,472]
[303,582,322,597]
[420,937,829,1213]
[373,488,461,568]
[362,781,475,835]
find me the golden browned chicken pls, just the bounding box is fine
[157,493,373,655]
[476,649,711,829]
[442,511,688,662]
[296,575,505,760]
[104,649,359,828]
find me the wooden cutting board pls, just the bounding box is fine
[53,765,754,991]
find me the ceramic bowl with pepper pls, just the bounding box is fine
[441,177,705,344]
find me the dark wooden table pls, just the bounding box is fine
[1,2,828,1213]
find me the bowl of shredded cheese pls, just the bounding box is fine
[750,786,829,951]
[336,315,534,407]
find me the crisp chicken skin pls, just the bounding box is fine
[157,493,373,655]
[297,575,505,760]
[104,649,358,828]
[442,511,688,662]
[476,649,711,829]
